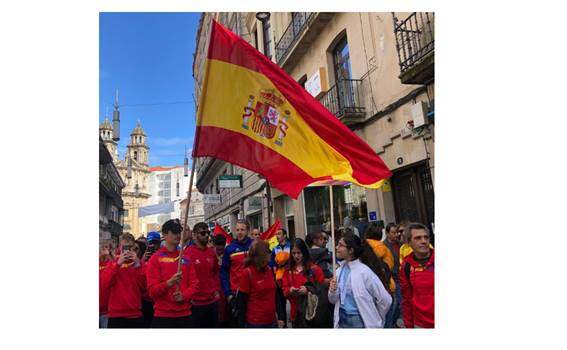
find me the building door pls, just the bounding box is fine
[391,162,434,234]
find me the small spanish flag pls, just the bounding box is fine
[260,219,281,250]
[213,223,232,245]
[193,20,392,199]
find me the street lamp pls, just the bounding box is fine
[255,12,270,23]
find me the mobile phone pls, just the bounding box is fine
[122,245,132,253]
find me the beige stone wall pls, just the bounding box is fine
[194,12,434,231]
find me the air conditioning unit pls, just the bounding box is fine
[411,101,429,128]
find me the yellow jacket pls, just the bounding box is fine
[366,239,396,293]
[400,243,434,264]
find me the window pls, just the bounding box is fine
[134,151,138,161]
[262,19,272,60]
[176,181,180,197]
[332,35,355,110]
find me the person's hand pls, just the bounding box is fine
[289,287,299,296]
[173,290,184,303]
[166,272,183,287]
[143,250,152,261]
[227,294,234,303]
[298,286,307,295]
[129,251,140,265]
[117,253,127,265]
[277,320,285,328]
[329,277,337,293]
[213,291,220,300]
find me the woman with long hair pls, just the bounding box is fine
[329,233,392,328]
[236,239,285,328]
[282,238,326,327]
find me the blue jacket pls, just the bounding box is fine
[220,236,253,297]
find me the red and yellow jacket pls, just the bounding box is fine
[100,258,146,318]
[146,246,199,318]
[400,249,435,328]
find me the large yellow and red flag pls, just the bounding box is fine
[193,20,392,199]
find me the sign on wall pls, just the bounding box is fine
[203,194,221,204]
[305,67,329,98]
[218,175,242,188]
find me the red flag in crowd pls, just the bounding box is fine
[260,219,282,241]
[214,223,233,244]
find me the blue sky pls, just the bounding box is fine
[99,12,201,166]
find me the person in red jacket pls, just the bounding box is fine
[99,240,114,328]
[237,239,284,328]
[146,219,199,328]
[282,238,325,328]
[100,233,147,328]
[399,223,434,328]
[184,222,221,328]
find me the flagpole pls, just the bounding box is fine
[329,185,336,277]
[177,157,197,273]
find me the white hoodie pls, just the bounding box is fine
[328,259,392,328]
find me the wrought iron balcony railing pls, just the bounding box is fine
[318,79,365,121]
[275,12,315,64]
[393,12,434,76]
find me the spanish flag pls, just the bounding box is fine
[193,20,392,199]
[213,223,232,245]
[260,219,282,250]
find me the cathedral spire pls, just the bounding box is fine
[112,89,120,141]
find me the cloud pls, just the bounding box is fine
[151,137,193,147]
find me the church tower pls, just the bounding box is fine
[99,110,118,161]
[116,120,151,237]
[127,120,149,166]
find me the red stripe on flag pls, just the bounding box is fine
[206,20,392,185]
[194,126,331,199]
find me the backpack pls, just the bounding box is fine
[292,269,333,328]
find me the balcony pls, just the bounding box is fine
[318,79,366,125]
[393,12,434,85]
[275,12,334,71]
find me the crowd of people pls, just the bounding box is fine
[99,218,434,329]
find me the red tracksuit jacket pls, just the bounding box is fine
[400,249,435,328]
[99,259,112,314]
[146,246,198,318]
[184,244,220,306]
[100,259,146,318]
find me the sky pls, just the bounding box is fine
[99,12,201,166]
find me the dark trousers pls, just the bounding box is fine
[190,301,219,328]
[141,299,154,328]
[108,317,144,328]
[151,316,192,328]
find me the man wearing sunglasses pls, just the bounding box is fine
[184,222,221,328]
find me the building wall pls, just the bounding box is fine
[193,12,434,235]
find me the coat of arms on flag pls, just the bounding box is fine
[241,89,291,146]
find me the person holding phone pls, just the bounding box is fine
[146,219,199,328]
[100,233,146,328]
[282,238,325,328]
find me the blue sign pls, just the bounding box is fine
[369,211,377,221]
